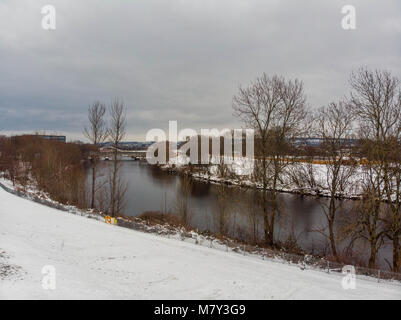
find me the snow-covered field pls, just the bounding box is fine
[0,186,400,299]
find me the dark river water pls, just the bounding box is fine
[92,159,393,270]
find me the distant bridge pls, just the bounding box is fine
[99,147,148,160]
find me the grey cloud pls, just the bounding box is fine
[0,0,400,141]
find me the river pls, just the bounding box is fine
[91,159,393,270]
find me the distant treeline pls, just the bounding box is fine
[0,134,92,208]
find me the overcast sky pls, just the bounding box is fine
[0,0,400,141]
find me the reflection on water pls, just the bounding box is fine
[92,160,392,269]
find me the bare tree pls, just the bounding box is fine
[95,181,109,214]
[288,147,317,196]
[0,137,18,186]
[107,164,128,217]
[109,99,126,217]
[84,101,108,209]
[349,68,401,271]
[314,101,356,261]
[233,73,307,246]
[345,178,387,269]
[349,68,401,142]
[215,183,230,235]
[242,185,261,244]
[383,139,401,271]
[176,172,192,225]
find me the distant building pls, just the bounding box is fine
[293,137,358,147]
[36,135,66,143]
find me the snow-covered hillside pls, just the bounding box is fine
[0,187,399,299]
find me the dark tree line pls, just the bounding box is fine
[0,98,128,219]
[0,135,89,207]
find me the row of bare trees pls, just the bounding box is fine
[232,68,401,271]
[0,135,89,207]
[0,99,128,218]
[84,99,127,217]
[347,69,401,271]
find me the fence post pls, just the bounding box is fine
[243,245,245,256]
[378,270,380,283]
[327,261,330,273]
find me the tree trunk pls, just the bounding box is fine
[263,189,269,246]
[110,150,118,217]
[368,240,377,269]
[91,164,96,209]
[328,198,339,261]
[267,192,277,247]
[261,157,270,246]
[267,174,279,248]
[393,234,400,273]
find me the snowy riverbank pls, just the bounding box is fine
[162,156,374,200]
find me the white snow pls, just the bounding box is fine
[188,160,373,200]
[0,187,400,299]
